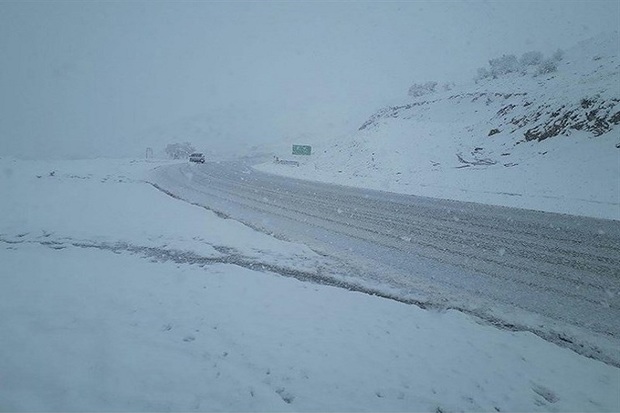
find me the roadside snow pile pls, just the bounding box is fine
[258,32,620,220]
[1,158,618,411]
[0,158,322,273]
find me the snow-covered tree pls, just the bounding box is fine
[489,54,520,77]
[408,81,438,98]
[165,142,196,159]
[442,81,456,91]
[475,67,491,82]
[536,58,558,75]
[520,51,543,66]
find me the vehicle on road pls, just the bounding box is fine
[189,153,205,163]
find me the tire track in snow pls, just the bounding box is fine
[3,232,618,368]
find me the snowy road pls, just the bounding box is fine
[151,161,620,365]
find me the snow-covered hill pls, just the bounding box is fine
[258,32,620,220]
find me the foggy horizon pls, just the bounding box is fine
[0,1,618,159]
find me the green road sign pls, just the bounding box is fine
[292,145,312,155]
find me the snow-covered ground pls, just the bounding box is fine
[1,157,618,411]
[257,32,620,221]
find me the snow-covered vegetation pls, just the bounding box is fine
[259,32,620,220]
[408,81,438,98]
[165,141,196,159]
[474,48,562,81]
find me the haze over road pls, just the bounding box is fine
[151,161,620,366]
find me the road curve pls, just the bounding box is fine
[150,161,620,365]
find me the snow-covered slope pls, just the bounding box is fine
[1,158,618,411]
[258,32,620,220]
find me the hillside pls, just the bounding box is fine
[257,32,620,220]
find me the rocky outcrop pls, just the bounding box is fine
[500,97,620,142]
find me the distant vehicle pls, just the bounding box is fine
[189,153,205,163]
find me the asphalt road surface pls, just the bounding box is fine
[150,161,620,366]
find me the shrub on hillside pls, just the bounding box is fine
[536,58,558,75]
[489,54,520,77]
[520,51,543,66]
[475,67,491,83]
[408,81,438,98]
[473,48,562,82]
[552,48,565,61]
[442,81,456,91]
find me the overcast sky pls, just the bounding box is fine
[0,1,618,158]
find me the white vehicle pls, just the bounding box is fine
[189,153,205,163]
